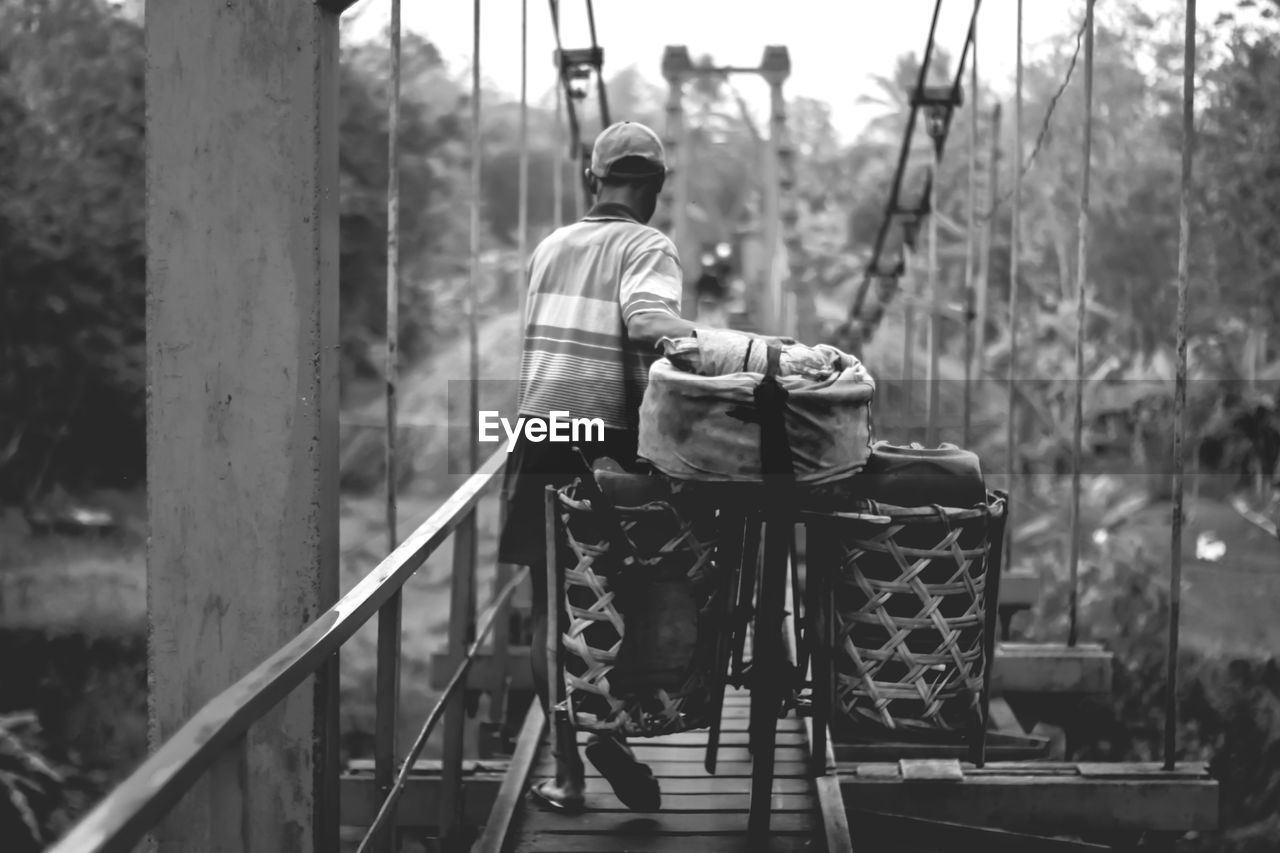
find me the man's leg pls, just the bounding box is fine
[498,437,585,809]
[576,428,661,811]
[503,430,660,812]
[527,560,586,809]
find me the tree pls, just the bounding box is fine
[0,2,485,496]
[0,0,146,501]
[1199,8,1280,334]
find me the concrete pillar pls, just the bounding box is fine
[146,1,341,850]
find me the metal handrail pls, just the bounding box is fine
[46,449,508,853]
[355,565,529,853]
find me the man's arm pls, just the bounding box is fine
[626,311,698,347]
[619,239,793,351]
[626,312,794,349]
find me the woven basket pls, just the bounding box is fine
[810,491,1006,735]
[555,479,727,738]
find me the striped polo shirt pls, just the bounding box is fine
[518,201,684,431]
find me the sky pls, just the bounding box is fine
[340,0,1243,144]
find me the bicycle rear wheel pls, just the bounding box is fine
[747,517,790,836]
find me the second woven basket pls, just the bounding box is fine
[808,491,1006,737]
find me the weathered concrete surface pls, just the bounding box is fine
[146,1,340,850]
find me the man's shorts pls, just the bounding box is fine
[498,427,638,613]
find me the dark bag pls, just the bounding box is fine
[825,441,986,510]
[568,457,703,697]
[610,573,700,695]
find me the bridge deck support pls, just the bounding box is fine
[146,2,341,850]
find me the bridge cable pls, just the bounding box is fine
[962,0,979,448]
[851,0,983,341]
[1165,0,1196,771]
[1003,0,1023,576]
[974,101,1000,393]
[924,0,981,445]
[547,0,611,215]
[1064,0,1095,645]
[547,0,584,216]
[518,0,530,339]
[915,0,980,214]
[585,0,610,126]
[356,568,531,853]
[976,13,1090,222]
[493,0,531,742]
[848,0,943,324]
[549,0,565,224]
[385,0,401,554]
[375,3,404,847]
[468,0,482,476]
[1067,0,1095,649]
[853,5,1088,345]
[553,60,565,224]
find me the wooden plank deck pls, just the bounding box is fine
[342,710,1221,851]
[492,690,824,853]
[348,557,1210,851]
[839,759,1220,836]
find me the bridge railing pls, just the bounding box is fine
[47,449,514,853]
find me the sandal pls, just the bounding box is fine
[585,735,661,812]
[528,778,586,814]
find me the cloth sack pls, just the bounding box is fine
[638,334,875,485]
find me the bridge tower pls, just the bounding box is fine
[659,45,800,340]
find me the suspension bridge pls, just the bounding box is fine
[43,0,1225,851]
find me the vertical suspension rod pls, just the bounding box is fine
[1166,0,1196,772]
[549,0,566,225]
[951,0,981,100]
[384,0,401,551]
[439,4,486,846]
[976,103,1000,393]
[963,4,979,447]
[1004,0,1024,569]
[518,0,530,323]
[468,0,482,474]
[496,0,530,733]
[1067,0,1095,648]
[374,2,403,849]
[926,143,941,447]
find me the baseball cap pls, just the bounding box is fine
[589,121,667,179]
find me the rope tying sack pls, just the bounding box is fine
[638,332,875,485]
[661,328,869,382]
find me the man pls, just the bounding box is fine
[498,120,783,813]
